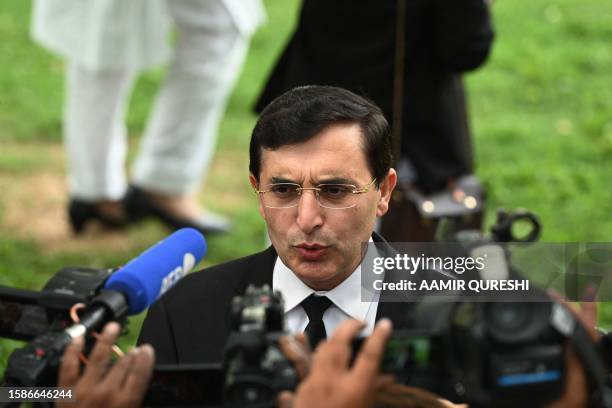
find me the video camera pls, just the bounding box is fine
[372,209,612,407]
[379,295,570,407]
[1,228,206,391]
[0,266,125,388]
[0,266,115,342]
[145,285,298,407]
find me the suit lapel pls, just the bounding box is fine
[241,245,276,290]
[372,232,418,329]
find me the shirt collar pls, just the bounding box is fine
[272,238,376,321]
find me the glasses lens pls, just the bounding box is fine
[263,184,301,208]
[318,184,357,209]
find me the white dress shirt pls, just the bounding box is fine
[272,242,381,337]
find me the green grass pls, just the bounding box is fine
[1,0,612,373]
[469,0,612,242]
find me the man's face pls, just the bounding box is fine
[250,123,396,290]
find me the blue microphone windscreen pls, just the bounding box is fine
[104,228,206,314]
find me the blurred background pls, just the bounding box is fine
[1,0,611,369]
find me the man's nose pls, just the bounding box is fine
[296,190,323,233]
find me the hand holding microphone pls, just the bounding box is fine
[4,228,206,388]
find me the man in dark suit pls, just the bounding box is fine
[137,85,451,364]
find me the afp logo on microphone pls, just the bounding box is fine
[160,253,197,296]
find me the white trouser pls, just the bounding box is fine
[65,0,249,200]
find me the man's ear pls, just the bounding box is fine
[249,173,266,220]
[376,168,397,217]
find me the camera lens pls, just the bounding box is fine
[488,303,528,332]
[486,301,552,344]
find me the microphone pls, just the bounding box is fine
[72,227,207,334]
[104,227,207,315]
[4,228,207,386]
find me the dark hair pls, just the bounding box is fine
[249,85,392,188]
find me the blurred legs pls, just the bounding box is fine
[65,64,135,201]
[131,0,250,195]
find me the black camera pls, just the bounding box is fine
[371,210,611,407]
[0,267,133,390]
[0,266,114,341]
[145,285,297,407]
[223,285,298,406]
[381,294,566,407]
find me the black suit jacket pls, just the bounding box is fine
[255,0,494,193]
[137,233,421,364]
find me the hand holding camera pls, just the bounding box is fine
[280,319,393,408]
[57,322,154,408]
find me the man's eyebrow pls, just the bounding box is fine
[270,176,298,184]
[315,177,356,185]
[268,176,357,185]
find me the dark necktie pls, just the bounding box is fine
[301,294,332,349]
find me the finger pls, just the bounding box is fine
[310,338,353,375]
[309,320,367,374]
[291,336,312,378]
[439,400,468,408]
[579,300,597,331]
[544,347,588,408]
[58,336,84,388]
[81,322,121,384]
[328,319,365,345]
[101,347,137,391]
[374,374,395,390]
[352,319,393,384]
[294,332,308,350]
[294,332,312,362]
[548,290,567,303]
[279,336,292,357]
[279,335,311,379]
[122,344,155,405]
[581,285,598,303]
[277,391,294,408]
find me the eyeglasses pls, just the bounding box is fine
[255,178,377,209]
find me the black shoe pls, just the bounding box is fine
[68,199,128,234]
[124,185,232,235]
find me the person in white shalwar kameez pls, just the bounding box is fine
[31,0,265,234]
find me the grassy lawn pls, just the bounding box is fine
[1,0,611,372]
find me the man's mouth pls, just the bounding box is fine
[294,243,329,261]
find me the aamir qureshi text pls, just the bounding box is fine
[373,278,530,293]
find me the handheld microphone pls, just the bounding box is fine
[73,227,207,335]
[4,228,207,387]
[104,227,207,315]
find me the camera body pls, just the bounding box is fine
[389,296,566,407]
[0,266,113,341]
[1,267,128,388]
[378,210,566,407]
[223,285,297,407]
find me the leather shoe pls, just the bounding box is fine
[68,199,128,234]
[124,185,232,235]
